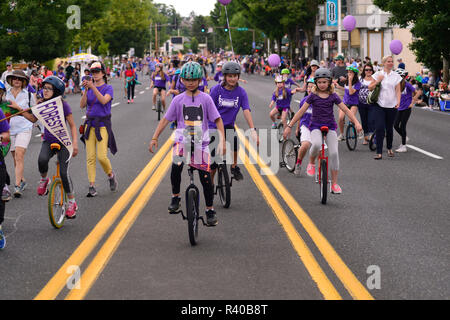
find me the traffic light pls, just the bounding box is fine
[201,24,206,33]
[173,18,178,30]
[224,23,229,32]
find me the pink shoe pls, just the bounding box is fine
[66,201,78,219]
[127,99,130,104]
[37,178,49,196]
[131,99,134,103]
[331,184,342,194]
[306,164,316,177]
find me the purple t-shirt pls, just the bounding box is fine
[152,73,168,89]
[86,84,114,120]
[285,77,297,89]
[272,88,292,110]
[399,82,415,111]
[165,91,220,147]
[0,109,10,134]
[299,96,312,128]
[43,101,72,144]
[214,71,224,83]
[175,78,186,94]
[343,81,361,106]
[27,84,36,94]
[306,92,342,131]
[209,84,250,129]
[198,78,208,92]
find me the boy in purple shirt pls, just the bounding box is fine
[149,62,225,226]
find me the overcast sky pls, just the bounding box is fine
[155,0,217,17]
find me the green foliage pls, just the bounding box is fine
[191,37,199,54]
[374,0,450,74]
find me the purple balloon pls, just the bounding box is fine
[343,15,356,32]
[268,54,280,68]
[390,40,403,55]
[218,0,232,5]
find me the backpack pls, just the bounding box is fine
[367,82,381,105]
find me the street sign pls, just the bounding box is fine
[320,31,337,41]
[326,0,338,27]
[237,27,249,31]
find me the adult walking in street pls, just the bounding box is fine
[369,56,402,160]
[80,61,118,197]
[5,70,35,197]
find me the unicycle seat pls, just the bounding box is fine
[320,126,329,135]
[50,143,61,151]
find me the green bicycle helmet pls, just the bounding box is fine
[281,68,290,75]
[180,61,203,80]
[346,65,359,73]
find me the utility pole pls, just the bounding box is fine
[155,22,158,55]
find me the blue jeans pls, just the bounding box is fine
[373,104,398,154]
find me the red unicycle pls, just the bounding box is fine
[316,126,330,205]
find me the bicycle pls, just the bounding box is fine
[345,121,358,151]
[47,143,68,229]
[280,131,301,173]
[315,126,330,205]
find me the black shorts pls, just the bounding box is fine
[209,127,238,170]
[345,103,358,109]
[154,87,166,92]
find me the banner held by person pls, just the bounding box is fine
[31,96,74,159]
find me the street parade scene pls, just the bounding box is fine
[0,0,449,307]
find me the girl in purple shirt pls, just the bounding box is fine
[284,68,362,195]
[269,76,301,130]
[151,63,169,112]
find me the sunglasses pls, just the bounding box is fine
[11,76,23,81]
[364,69,374,72]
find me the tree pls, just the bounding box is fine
[191,37,199,54]
[374,0,450,83]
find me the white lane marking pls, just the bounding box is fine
[112,103,120,108]
[145,87,150,90]
[406,144,444,160]
[140,91,145,94]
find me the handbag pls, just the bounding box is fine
[367,82,381,104]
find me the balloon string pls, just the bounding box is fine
[225,6,234,57]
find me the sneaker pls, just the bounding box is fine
[13,185,22,198]
[271,122,278,129]
[206,209,218,226]
[337,134,345,141]
[0,226,5,250]
[152,105,156,110]
[2,186,12,202]
[65,201,79,219]
[406,136,410,143]
[37,178,50,196]
[86,186,98,198]
[294,163,302,176]
[127,99,130,104]
[231,166,244,181]
[131,99,134,103]
[19,180,27,192]
[108,172,118,192]
[168,196,181,214]
[331,184,342,194]
[306,164,316,177]
[395,145,407,153]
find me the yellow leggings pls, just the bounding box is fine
[85,127,113,184]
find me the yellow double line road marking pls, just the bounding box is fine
[236,126,374,300]
[35,136,174,300]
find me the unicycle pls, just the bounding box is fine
[48,143,67,229]
[316,127,330,205]
[345,121,357,151]
[156,88,163,121]
[281,131,301,173]
[215,161,232,208]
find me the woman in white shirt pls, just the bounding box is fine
[5,70,35,197]
[369,56,402,160]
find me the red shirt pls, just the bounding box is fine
[125,70,135,78]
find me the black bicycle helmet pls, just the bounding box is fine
[222,61,241,75]
[42,76,65,96]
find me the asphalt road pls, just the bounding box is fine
[0,72,448,300]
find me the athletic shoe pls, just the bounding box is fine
[294,163,302,176]
[37,178,50,196]
[331,184,342,194]
[271,122,278,129]
[0,226,5,250]
[19,180,27,192]
[168,196,181,214]
[306,164,316,177]
[395,145,407,153]
[86,186,98,198]
[2,186,12,202]
[337,134,345,141]
[206,209,218,226]
[152,105,156,110]
[406,136,410,143]
[131,99,134,103]
[127,99,130,104]
[231,166,244,181]
[13,185,22,198]
[108,171,118,192]
[65,201,78,219]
